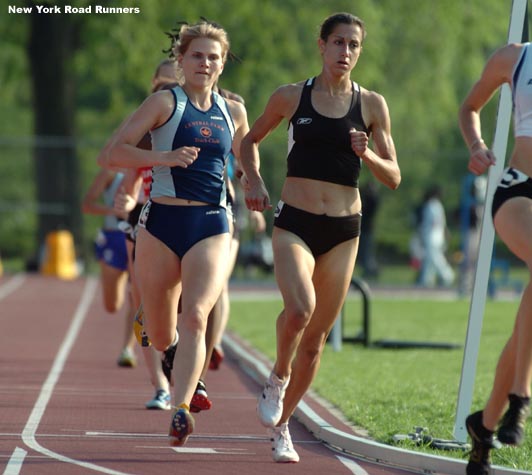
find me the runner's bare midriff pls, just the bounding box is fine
[509,137,532,177]
[280,177,360,216]
[152,196,209,206]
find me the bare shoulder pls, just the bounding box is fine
[225,98,248,124]
[150,88,175,106]
[147,89,176,127]
[359,86,387,110]
[265,80,306,117]
[359,86,390,128]
[493,42,525,61]
[485,43,526,79]
[272,80,306,102]
[138,89,175,117]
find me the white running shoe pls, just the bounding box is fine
[117,347,137,367]
[269,423,300,463]
[257,371,290,428]
[145,389,171,410]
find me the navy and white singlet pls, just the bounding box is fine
[150,86,235,206]
[140,86,235,258]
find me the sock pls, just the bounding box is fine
[509,393,531,407]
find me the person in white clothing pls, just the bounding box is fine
[417,185,455,287]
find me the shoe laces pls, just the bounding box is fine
[155,390,169,402]
[272,424,294,452]
[264,378,284,404]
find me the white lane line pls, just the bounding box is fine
[171,447,250,454]
[3,447,27,475]
[336,455,369,475]
[20,277,134,475]
[0,275,26,302]
[85,431,269,441]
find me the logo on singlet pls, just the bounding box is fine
[528,79,532,85]
[200,127,212,137]
[296,118,312,125]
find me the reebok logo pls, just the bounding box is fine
[296,118,312,125]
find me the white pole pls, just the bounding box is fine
[453,0,528,442]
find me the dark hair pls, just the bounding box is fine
[424,184,442,201]
[320,12,366,42]
[154,59,177,79]
[151,59,178,93]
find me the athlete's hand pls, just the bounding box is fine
[350,128,369,157]
[114,185,137,219]
[468,145,496,175]
[162,146,200,168]
[244,176,272,212]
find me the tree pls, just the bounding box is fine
[27,1,83,249]
[0,0,524,264]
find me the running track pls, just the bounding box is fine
[0,274,519,475]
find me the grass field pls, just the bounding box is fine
[228,294,532,472]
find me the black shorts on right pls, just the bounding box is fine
[492,167,532,219]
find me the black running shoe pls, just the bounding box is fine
[162,340,178,385]
[466,411,500,475]
[498,394,530,446]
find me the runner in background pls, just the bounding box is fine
[82,168,136,368]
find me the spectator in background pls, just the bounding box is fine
[458,174,487,296]
[417,184,455,287]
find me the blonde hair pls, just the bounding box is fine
[175,21,229,59]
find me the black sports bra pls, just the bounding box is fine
[286,77,369,188]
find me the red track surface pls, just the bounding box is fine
[0,274,428,475]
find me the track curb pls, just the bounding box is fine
[222,331,529,475]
